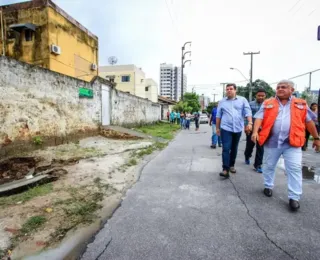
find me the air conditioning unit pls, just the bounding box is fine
[91,63,98,71]
[51,44,61,55]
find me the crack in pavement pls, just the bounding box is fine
[228,178,297,260]
[96,238,113,260]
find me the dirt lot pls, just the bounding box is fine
[0,135,164,259]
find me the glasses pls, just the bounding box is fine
[276,85,289,90]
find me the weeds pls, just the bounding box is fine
[21,216,46,234]
[0,184,53,206]
[135,122,180,140]
[33,136,43,145]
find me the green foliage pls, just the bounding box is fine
[206,102,218,114]
[136,122,180,140]
[173,92,201,113]
[237,79,275,100]
[0,184,53,206]
[21,216,46,234]
[33,136,43,145]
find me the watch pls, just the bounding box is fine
[314,137,320,141]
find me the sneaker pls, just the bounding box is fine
[230,167,236,174]
[218,144,222,147]
[256,166,263,174]
[219,170,230,178]
[210,145,216,149]
[245,159,250,165]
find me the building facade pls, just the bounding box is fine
[99,64,158,103]
[160,63,187,101]
[0,0,98,82]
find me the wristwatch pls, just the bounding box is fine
[314,137,320,141]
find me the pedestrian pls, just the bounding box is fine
[176,111,180,125]
[185,112,191,130]
[180,111,185,129]
[252,80,320,211]
[216,83,252,178]
[170,111,175,124]
[167,111,170,122]
[303,103,319,151]
[194,111,200,130]
[209,103,222,149]
[244,89,266,173]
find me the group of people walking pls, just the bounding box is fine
[167,111,191,130]
[209,81,320,211]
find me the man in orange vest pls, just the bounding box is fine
[252,80,320,211]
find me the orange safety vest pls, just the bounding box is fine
[258,97,307,147]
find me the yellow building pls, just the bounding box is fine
[0,0,98,82]
[99,65,155,100]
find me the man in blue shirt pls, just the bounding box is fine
[209,103,222,148]
[216,83,252,178]
[244,89,266,173]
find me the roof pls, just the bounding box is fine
[9,23,37,32]
[0,0,98,40]
[158,96,177,105]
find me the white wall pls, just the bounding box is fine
[0,56,102,148]
[110,90,161,126]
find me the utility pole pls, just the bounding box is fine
[181,41,191,101]
[220,82,228,98]
[213,93,218,103]
[243,51,260,101]
[308,72,312,92]
[0,8,5,56]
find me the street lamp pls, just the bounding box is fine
[230,67,249,82]
[181,41,192,101]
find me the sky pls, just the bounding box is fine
[2,0,320,100]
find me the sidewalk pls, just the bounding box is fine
[81,125,320,260]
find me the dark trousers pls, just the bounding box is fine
[221,129,242,171]
[195,119,199,129]
[244,132,264,168]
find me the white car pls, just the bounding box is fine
[199,114,209,124]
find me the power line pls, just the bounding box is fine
[164,0,179,38]
[288,0,302,12]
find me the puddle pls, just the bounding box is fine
[302,166,320,184]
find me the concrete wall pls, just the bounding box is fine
[0,57,161,155]
[0,56,102,153]
[110,90,161,126]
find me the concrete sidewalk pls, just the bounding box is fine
[81,124,320,260]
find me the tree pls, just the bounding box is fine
[206,102,218,114]
[181,92,201,113]
[236,79,275,100]
[173,101,192,112]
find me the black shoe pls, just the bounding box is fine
[211,145,216,149]
[289,199,300,211]
[218,144,222,147]
[263,188,272,197]
[219,171,229,178]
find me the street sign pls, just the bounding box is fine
[79,88,93,98]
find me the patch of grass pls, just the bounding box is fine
[135,122,180,140]
[21,215,46,234]
[127,158,137,166]
[50,186,105,243]
[33,136,44,145]
[0,184,53,206]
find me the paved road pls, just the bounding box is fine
[81,124,320,260]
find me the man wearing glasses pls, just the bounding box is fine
[252,80,320,211]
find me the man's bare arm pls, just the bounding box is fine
[306,121,319,138]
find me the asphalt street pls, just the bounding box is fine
[81,124,320,260]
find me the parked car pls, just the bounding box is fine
[199,113,209,124]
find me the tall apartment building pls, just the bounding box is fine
[160,63,187,101]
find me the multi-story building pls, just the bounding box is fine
[99,64,158,103]
[0,0,98,82]
[160,63,187,101]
